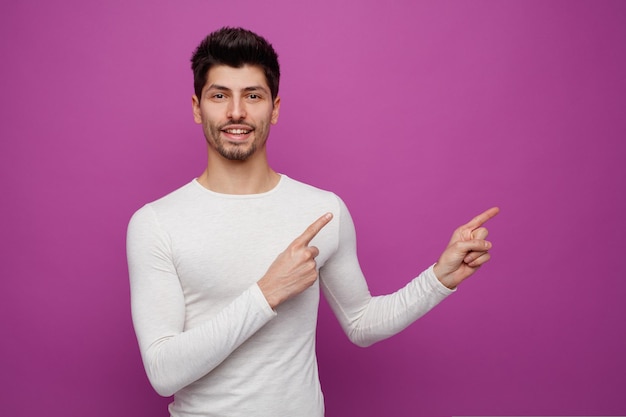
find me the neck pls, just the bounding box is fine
[197,151,280,195]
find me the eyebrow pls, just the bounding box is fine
[206,84,269,94]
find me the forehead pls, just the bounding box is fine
[204,65,269,91]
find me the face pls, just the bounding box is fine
[192,65,280,161]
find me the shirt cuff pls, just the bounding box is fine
[251,283,279,317]
[424,264,457,295]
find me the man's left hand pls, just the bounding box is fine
[433,207,500,289]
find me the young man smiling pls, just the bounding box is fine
[127,27,499,417]
[192,64,280,173]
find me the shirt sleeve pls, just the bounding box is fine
[126,205,276,397]
[319,197,455,347]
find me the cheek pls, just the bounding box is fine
[256,119,271,135]
[200,112,218,128]
[201,117,220,139]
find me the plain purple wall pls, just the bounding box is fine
[2,0,625,416]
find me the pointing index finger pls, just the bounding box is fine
[466,207,500,230]
[295,213,334,247]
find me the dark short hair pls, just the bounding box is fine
[191,27,280,101]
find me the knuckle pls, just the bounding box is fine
[306,258,318,270]
[307,246,319,259]
[451,241,465,250]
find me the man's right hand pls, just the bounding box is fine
[258,213,333,309]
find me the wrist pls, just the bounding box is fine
[433,263,457,290]
[257,277,279,309]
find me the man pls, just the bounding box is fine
[127,27,498,417]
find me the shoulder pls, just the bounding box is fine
[128,180,199,227]
[279,175,344,209]
[146,180,200,210]
[278,175,353,237]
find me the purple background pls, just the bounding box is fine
[2,1,625,416]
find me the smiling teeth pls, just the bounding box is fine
[225,129,250,134]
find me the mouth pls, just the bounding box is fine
[223,128,252,135]
[220,125,254,141]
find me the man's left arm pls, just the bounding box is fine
[319,199,499,347]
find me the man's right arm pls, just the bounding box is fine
[126,206,276,397]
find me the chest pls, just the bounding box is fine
[165,200,335,309]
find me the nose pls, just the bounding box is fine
[227,98,247,120]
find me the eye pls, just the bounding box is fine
[248,94,260,100]
[213,93,225,99]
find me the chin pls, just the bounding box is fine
[219,146,257,161]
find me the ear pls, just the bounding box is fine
[192,95,202,124]
[271,96,281,125]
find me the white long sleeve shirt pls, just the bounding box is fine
[126,175,454,416]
